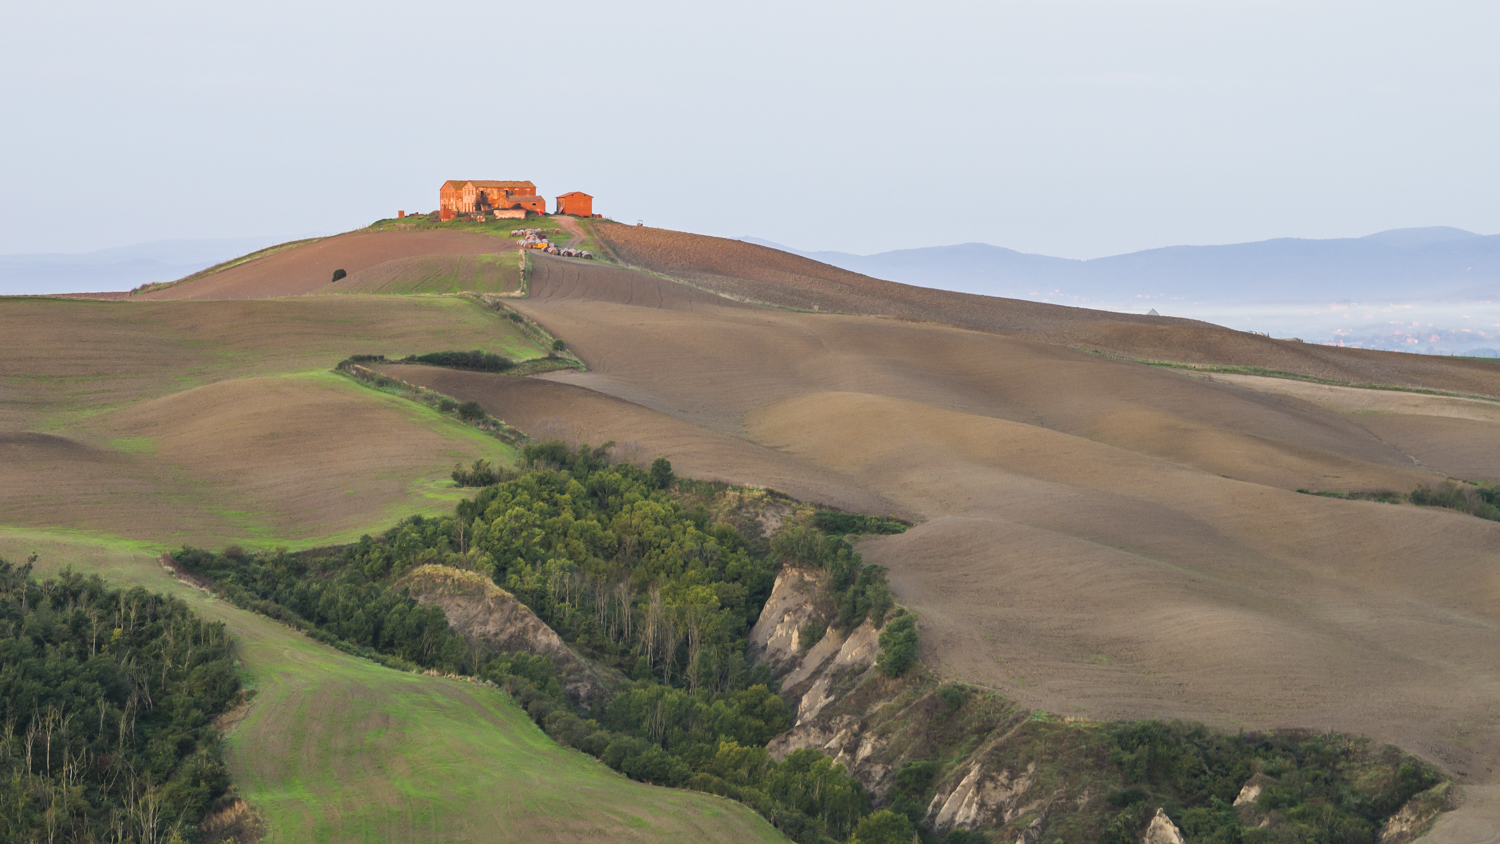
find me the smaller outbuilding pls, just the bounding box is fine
[555,191,593,217]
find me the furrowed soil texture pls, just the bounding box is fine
[0,295,543,546]
[592,222,1500,396]
[136,230,513,300]
[379,248,1500,837]
[2,531,786,844]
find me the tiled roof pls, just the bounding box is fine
[442,180,536,190]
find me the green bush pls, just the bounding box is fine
[937,684,969,710]
[848,809,914,844]
[405,350,514,372]
[893,760,936,794]
[811,510,907,535]
[650,457,674,489]
[799,621,827,651]
[1410,480,1500,521]
[876,613,918,678]
[332,268,347,282]
[457,400,486,422]
[452,458,500,487]
[552,338,567,351]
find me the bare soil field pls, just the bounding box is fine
[377,251,1500,823]
[594,222,1500,397]
[0,295,539,546]
[0,295,537,431]
[1197,373,1500,484]
[137,230,509,299]
[1,370,506,546]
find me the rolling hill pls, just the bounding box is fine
[759,226,1500,304]
[7,219,1500,840]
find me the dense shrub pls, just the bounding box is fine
[1103,720,1442,843]
[811,510,907,536]
[452,458,502,487]
[0,560,241,842]
[876,613,918,678]
[650,457,674,489]
[332,268,347,282]
[456,400,486,422]
[848,809,914,844]
[404,350,514,372]
[799,621,827,651]
[1410,480,1500,521]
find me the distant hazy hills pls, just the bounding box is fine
[0,236,310,296]
[746,227,1500,306]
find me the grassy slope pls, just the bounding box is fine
[0,531,785,844]
[330,252,523,296]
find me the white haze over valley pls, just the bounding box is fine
[749,226,1500,358]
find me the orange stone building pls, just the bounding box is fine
[555,191,593,217]
[439,180,540,220]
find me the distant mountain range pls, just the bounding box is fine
[0,236,315,296]
[745,227,1500,307]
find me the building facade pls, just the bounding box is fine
[439,180,538,216]
[555,191,593,217]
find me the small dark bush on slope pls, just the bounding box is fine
[403,350,514,372]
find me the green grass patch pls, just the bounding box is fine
[329,252,524,296]
[366,214,566,240]
[104,435,156,454]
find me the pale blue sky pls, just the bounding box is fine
[2,0,1495,257]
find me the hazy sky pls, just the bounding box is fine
[3,1,1496,258]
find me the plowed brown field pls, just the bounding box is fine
[139,230,509,299]
[593,222,1500,397]
[0,295,538,545]
[378,248,1500,813]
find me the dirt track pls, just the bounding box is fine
[381,251,1500,798]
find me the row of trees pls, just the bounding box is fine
[0,559,241,844]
